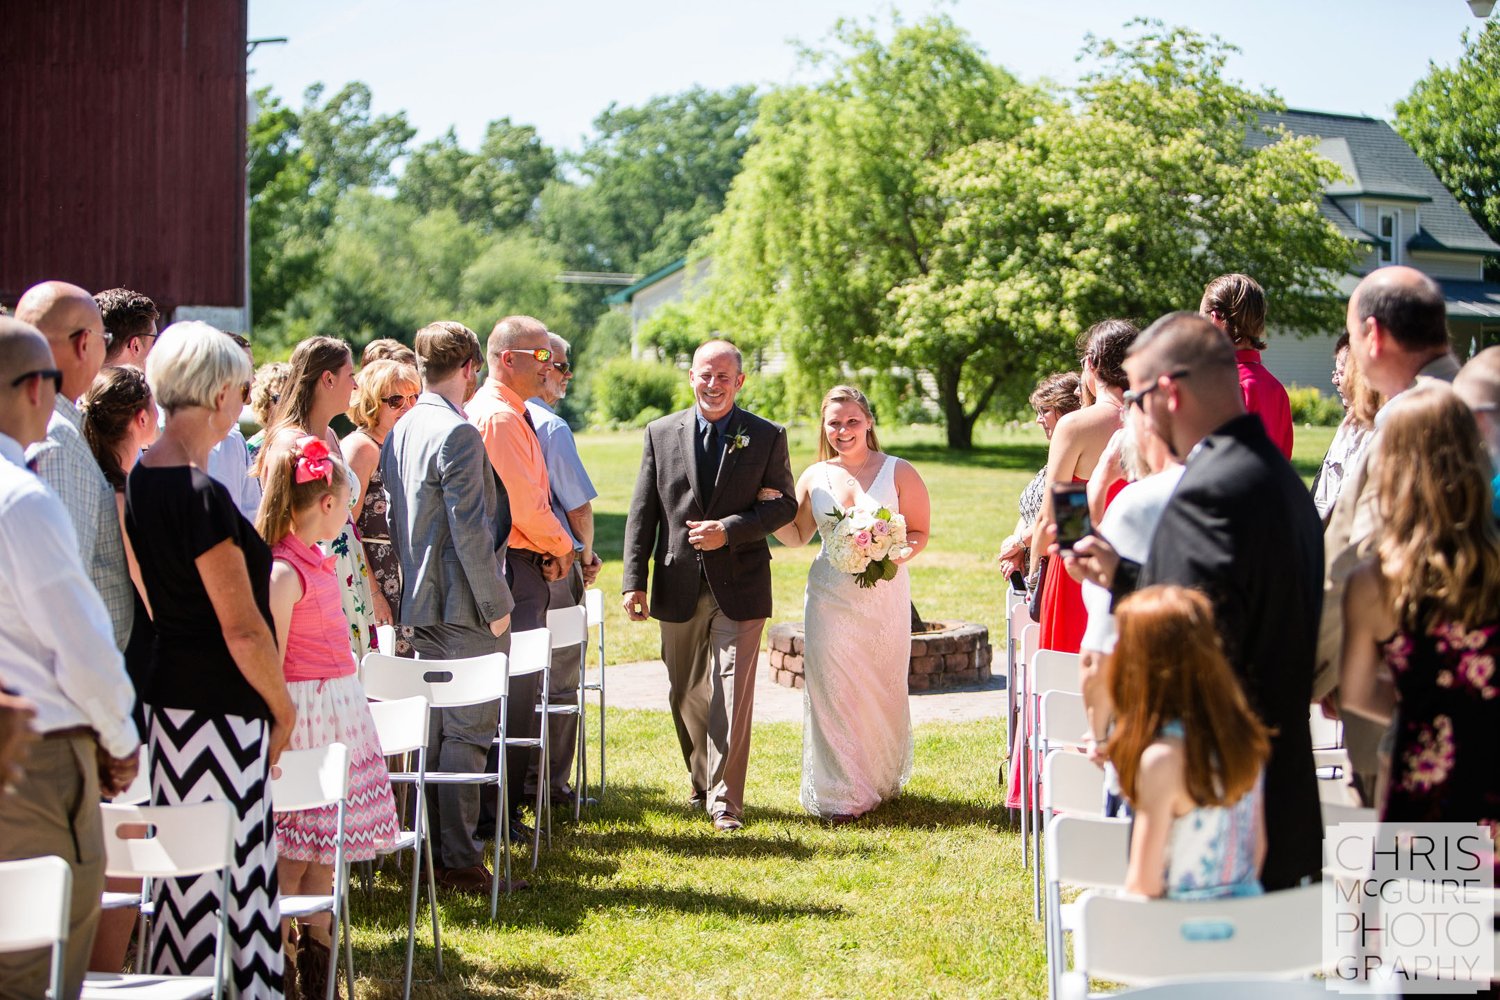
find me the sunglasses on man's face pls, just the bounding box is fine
[506,347,553,364]
[10,369,64,394]
[551,361,571,375]
[383,393,418,409]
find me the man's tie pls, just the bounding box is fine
[696,422,719,504]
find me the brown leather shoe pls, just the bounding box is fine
[432,864,494,894]
[712,813,743,833]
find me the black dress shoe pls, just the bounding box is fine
[687,792,707,811]
[507,817,536,843]
[551,790,599,809]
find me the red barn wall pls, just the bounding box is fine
[0,0,248,318]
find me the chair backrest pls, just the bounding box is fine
[272,743,351,813]
[546,605,588,649]
[1321,800,1377,828]
[0,855,70,954]
[1073,883,1325,985]
[112,744,151,805]
[1044,750,1107,816]
[1316,776,1360,808]
[1019,624,1039,674]
[99,800,236,879]
[508,628,553,678]
[368,695,429,756]
[1308,703,1342,750]
[1031,649,1082,696]
[361,650,508,707]
[584,587,604,627]
[1006,586,1026,616]
[1045,814,1130,890]
[1039,691,1089,751]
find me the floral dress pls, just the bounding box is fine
[323,450,376,659]
[1381,615,1500,875]
[352,429,410,655]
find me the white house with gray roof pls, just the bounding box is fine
[1252,109,1500,394]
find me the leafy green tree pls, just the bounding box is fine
[397,119,557,232]
[696,18,1358,447]
[540,85,761,272]
[296,82,415,197]
[1395,21,1500,275]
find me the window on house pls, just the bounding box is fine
[1377,209,1400,265]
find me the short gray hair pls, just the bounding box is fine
[146,321,252,413]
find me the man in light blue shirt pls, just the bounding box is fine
[526,332,601,807]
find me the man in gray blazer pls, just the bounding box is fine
[622,340,797,831]
[381,320,514,892]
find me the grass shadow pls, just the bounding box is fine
[890,441,1049,472]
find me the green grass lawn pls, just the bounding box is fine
[343,420,1338,998]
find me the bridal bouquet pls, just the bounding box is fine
[824,505,912,588]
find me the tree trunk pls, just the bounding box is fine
[937,364,976,449]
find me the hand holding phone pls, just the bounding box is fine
[1051,482,1093,557]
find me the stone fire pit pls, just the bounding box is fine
[766,621,993,692]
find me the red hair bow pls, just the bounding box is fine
[294,435,334,485]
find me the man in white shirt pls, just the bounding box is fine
[14,281,134,650]
[205,332,262,521]
[0,317,140,1000]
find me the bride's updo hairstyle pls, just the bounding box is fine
[818,385,881,461]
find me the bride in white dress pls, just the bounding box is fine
[769,386,931,822]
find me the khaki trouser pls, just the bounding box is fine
[0,731,105,1000]
[659,583,765,819]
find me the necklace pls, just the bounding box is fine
[828,450,877,487]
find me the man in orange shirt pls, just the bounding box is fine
[468,315,576,838]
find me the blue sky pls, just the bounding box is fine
[247,0,1489,154]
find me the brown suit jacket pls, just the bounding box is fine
[622,406,797,623]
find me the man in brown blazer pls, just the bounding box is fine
[622,340,797,831]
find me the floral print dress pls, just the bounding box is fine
[352,430,410,655]
[1381,615,1500,874]
[324,451,377,659]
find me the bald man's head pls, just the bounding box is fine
[0,317,61,448]
[486,315,549,358]
[13,281,105,399]
[1455,346,1500,462]
[1351,266,1448,352]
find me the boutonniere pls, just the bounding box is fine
[726,429,751,453]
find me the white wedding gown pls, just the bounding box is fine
[800,454,914,817]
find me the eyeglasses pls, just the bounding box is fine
[70,327,112,348]
[10,369,64,393]
[505,348,553,364]
[382,393,418,409]
[1122,369,1192,409]
[551,361,571,375]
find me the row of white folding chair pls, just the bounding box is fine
[1044,813,1129,999]
[1021,650,1083,918]
[1002,587,1027,795]
[1034,689,1090,918]
[366,696,442,1000]
[544,605,590,822]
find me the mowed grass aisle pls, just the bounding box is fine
[344,423,1337,998]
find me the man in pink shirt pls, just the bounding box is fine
[1201,273,1294,459]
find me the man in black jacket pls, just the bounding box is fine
[1069,311,1325,890]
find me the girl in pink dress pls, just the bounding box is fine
[258,435,399,996]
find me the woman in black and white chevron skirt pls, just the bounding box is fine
[125,323,297,999]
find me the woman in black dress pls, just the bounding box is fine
[127,323,295,999]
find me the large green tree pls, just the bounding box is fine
[538,84,761,273]
[1395,21,1500,275]
[396,119,557,232]
[695,18,1358,447]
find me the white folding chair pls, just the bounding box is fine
[1013,622,1042,864]
[101,746,152,925]
[367,696,441,1000]
[361,650,508,917]
[0,855,70,1000]
[1065,883,1325,997]
[271,743,353,1000]
[582,589,608,800]
[545,605,591,822]
[1043,814,1130,1000]
[1003,587,1027,776]
[84,800,236,1000]
[496,627,552,916]
[1043,750,1108,819]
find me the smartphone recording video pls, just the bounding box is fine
[1051,483,1093,556]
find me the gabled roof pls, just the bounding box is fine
[1250,109,1500,257]
[604,258,687,305]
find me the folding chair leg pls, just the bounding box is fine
[403,834,420,999]
[491,779,507,920]
[423,829,443,976]
[341,884,355,1000]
